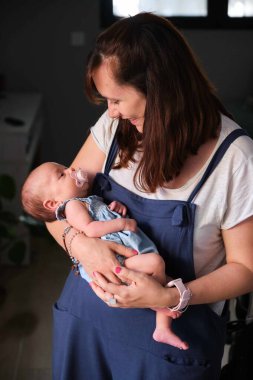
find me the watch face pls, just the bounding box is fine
[166,278,192,312]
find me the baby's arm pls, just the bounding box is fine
[65,199,137,238]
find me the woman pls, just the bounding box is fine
[47,12,253,380]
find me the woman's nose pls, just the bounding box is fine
[107,101,120,118]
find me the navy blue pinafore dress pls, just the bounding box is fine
[53,129,246,380]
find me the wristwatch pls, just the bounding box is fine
[166,278,192,312]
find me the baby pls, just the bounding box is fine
[21,162,189,350]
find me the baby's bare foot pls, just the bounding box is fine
[153,328,189,350]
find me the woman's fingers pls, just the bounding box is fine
[94,266,139,293]
[113,266,139,283]
[90,281,113,301]
[95,266,169,309]
[93,268,139,304]
[90,279,119,307]
[92,266,173,310]
[91,271,125,304]
[93,270,120,285]
[110,242,137,258]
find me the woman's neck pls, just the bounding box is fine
[166,134,220,190]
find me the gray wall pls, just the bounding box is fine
[1,0,253,165]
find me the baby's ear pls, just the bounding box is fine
[43,199,60,211]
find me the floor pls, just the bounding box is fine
[0,230,69,380]
[0,228,232,380]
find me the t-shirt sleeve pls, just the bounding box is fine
[221,155,253,229]
[90,110,118,154]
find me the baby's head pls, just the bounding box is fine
[21,162,89,222]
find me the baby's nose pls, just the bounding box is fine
[66,167,74,174]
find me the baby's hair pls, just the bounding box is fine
[21,171,56,222]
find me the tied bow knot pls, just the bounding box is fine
[172,204,189,226]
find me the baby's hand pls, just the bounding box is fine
[108,201,127,217]
[124,218,137,232]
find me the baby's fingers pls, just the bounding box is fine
[108,201,117,211]
[108,201,127,216]
[120,206,127,217]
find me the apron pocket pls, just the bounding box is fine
[162,354,211,380]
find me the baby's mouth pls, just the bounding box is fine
[70,168,88,188]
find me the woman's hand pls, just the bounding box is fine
[71,234,137,284]
[90,266,176,309]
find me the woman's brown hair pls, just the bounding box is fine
[85,12,232,193]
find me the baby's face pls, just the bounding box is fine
[42,162,89,202]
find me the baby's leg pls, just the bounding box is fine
[125,255,178,317]
[124,253,166,284]
[125,254,189,349]
[153,312,189,350]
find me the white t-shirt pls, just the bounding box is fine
[91,111,253,312]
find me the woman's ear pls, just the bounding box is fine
[43,199,60,211]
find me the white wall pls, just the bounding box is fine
[1,0,253,165]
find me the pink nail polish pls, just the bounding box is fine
[115,266,122,274]
[133,250,138,255]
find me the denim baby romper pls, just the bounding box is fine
[53,129,247,380]
[56,195,158,282]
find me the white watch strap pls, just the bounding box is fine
[166,278,192,312]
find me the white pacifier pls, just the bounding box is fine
[70,168,88,188]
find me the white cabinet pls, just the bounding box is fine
[0,92,43,215]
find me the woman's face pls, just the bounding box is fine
[92,60,146,133]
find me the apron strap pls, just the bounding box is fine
[104,128,249,202]
[187,129,249,203]
[104,133,119,175]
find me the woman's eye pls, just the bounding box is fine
[108,99,119,105]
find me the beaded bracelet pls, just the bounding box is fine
[68,231,85,276]
[62,225,72,254]
[68,231,85,257]
[62,226,81,275]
